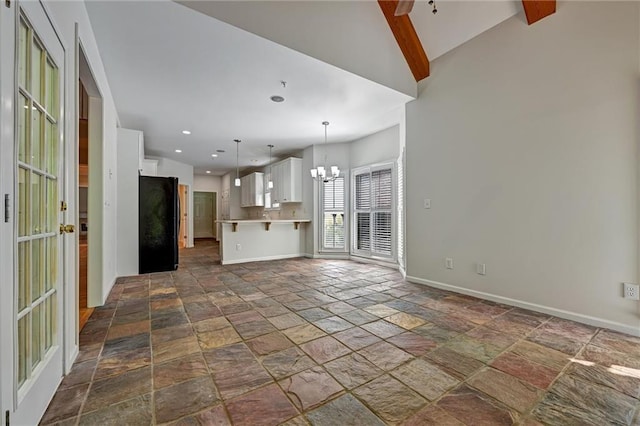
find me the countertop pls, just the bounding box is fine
[217,219,311,223]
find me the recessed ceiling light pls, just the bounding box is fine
[206,170,211,174]
[182,130,191,135]
[211,154,218,158]
[270,95,285,103]
[175,149,182,153]
[216,149,225,153]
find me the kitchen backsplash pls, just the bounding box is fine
[244,204,306,220]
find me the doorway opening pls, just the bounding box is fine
[77,42,103,332]
[78,81,91,330]
[178,184,189,248]
[194,191,217,240]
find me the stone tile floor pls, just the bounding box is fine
[42,240,640,425]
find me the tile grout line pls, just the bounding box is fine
[147,274,156,426]
[187,266,235,425]
[52,243,639,426]
[71,286,119,425]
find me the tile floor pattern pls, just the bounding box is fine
[41,240,640,425]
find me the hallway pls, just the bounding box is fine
[41,241,640,425]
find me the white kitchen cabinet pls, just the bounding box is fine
[140,159,157,176]
[272,157,302,204]
[240,172,264,207]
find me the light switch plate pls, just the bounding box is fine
[424,199,431,209]
[477,263,486,275]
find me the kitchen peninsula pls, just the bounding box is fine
[217,219,310,265]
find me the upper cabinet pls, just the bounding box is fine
[272,157,302,203]
[140,159,158,176]
[241,172,264,207]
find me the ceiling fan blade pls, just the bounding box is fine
[394,0,415,16]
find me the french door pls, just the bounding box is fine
[2,2,66,424]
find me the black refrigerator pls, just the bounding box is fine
[139,176,179,273]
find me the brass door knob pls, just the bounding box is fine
[59,224,75,234]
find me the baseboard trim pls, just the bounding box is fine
[221,253,306,265]
[349,255,397,270]
[65,345,79,374]
[308,253,351,260]
[399,265,407,279]
[100,276,118,306]
[308,253,404,274]
[406,275,640,337]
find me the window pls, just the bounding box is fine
[352,164,394,259]
[321,176,345,250]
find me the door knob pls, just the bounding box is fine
[59,224,75,234]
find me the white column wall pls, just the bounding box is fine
[405,2,640,334]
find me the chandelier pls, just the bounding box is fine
[310,121,340,182]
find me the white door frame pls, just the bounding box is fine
[1,1,69,424]
[0,1,18,423]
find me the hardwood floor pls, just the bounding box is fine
[79,240,93,331]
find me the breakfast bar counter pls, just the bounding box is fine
[216,219,310,265]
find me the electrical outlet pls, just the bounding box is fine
[477,263,486,275]
[445,258,454,270]
[623,283,639,300]
[236,244,242,251]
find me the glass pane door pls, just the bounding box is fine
[15,10,61,398]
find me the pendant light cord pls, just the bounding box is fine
[234,139,240,181]
[323,121,329,169]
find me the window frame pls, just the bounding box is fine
[351,161,397,261]
[319,175,347,253]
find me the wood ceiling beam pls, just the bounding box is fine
[522,0,556,25]
[378,0,430,81]
[394,0,415,16]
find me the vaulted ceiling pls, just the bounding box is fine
[376,0,555,81]
[86,1,555,176]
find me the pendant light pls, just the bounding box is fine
[267,144,274,189]
[310,121,340,182]
[234,139,241,187]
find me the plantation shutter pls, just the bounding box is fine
[322,177,345,250]
[353,165,394,258]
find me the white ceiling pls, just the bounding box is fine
[85,0,413,176]
[410,1,521,61]
[85,1,520,176]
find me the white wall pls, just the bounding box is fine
[148,156,195,247]
[116,129,141,276]
[406,2,640,334]
[223,172,247,220]
[194,174,222,239]
[194,174,222,193]
[302,146,315,256]
[349,125,400,169]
